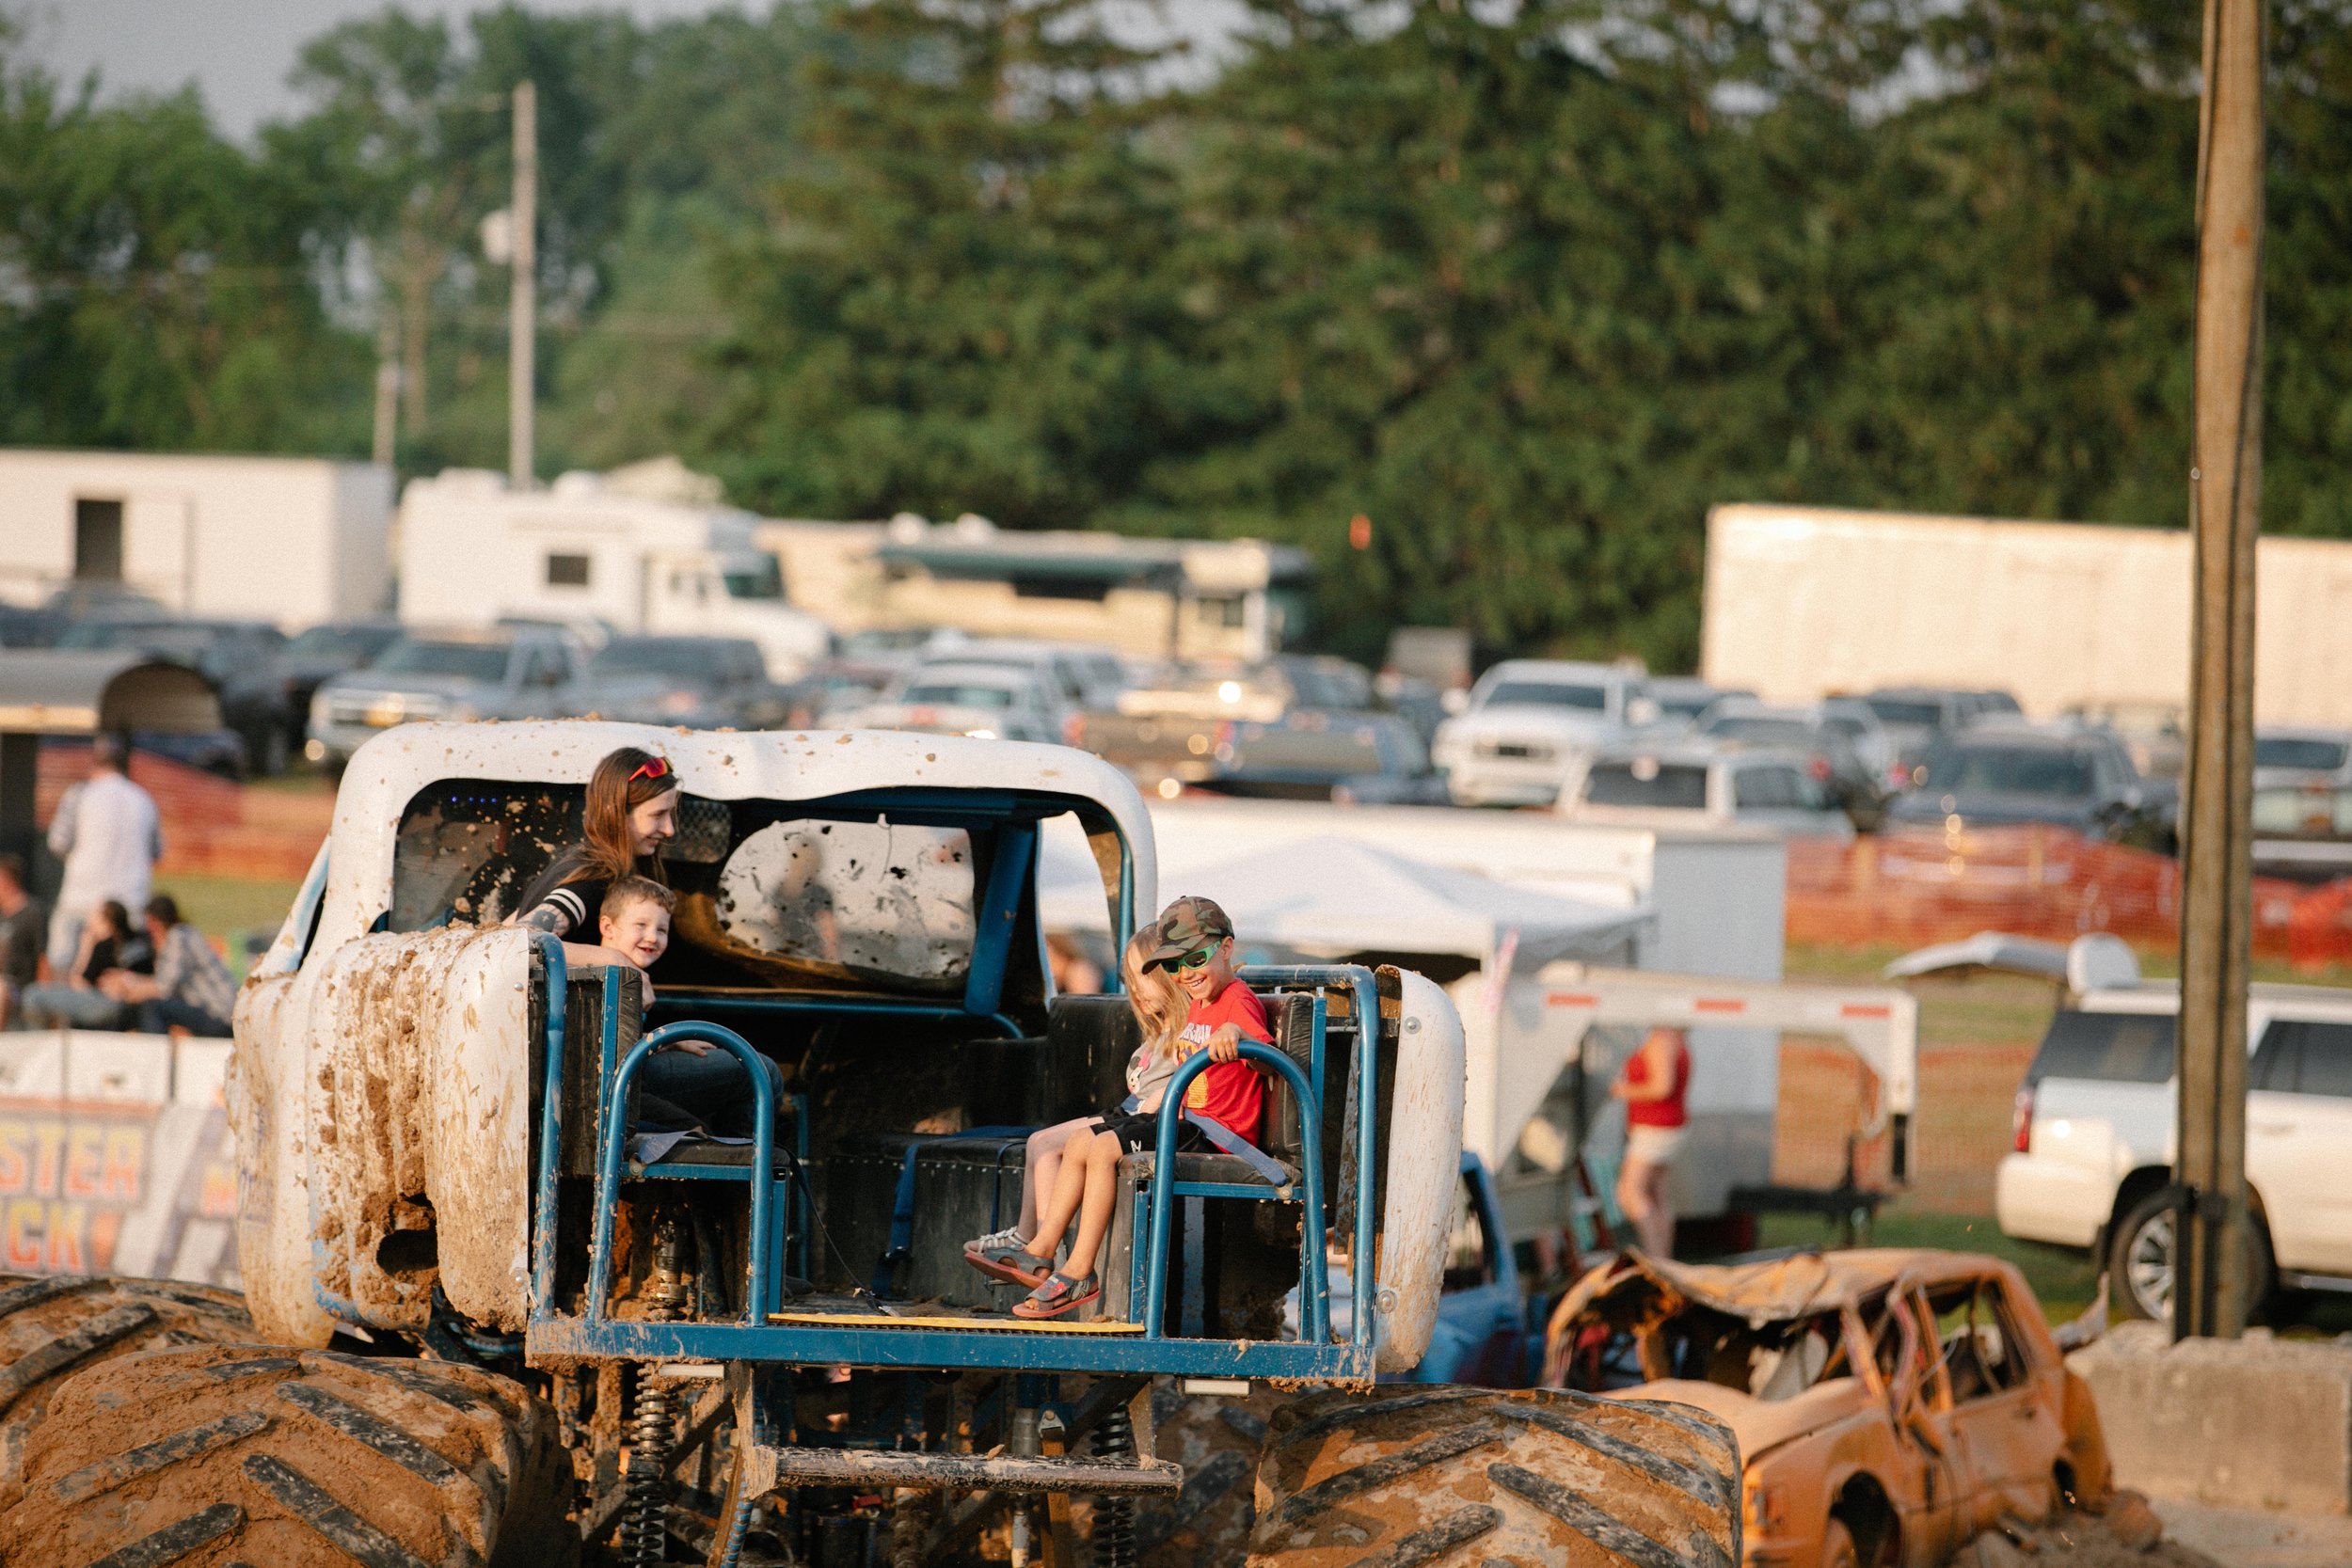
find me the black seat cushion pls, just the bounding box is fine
[643,1136,797,1174]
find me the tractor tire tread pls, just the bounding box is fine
[0,1273,256,1491]
[0,1342,573,1568]
[1247,1386,1740,1568]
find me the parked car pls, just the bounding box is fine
[1558,742,1855,838]
[1694,698,1882,820]
[1543,1249,2111,1568]
[1818,696,1899,787]
[2249,726,2352,881]
[582,634,792,730]
[1430,659,1648,807]
[56,616,294,775]
[842,660,1067,743]
[1859,686,2010,784]
[1169,711,1449,805]
[2066,701,2187,780]
[279,620,405,741]
[1882,723,2173,849]
[914,639,1126,721]
[1074,657,1391,781]
[1642,676,1753,733]
[307,625,582,770]
[1996,976,2352,1320]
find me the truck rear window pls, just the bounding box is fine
[1582,763,1708,809]
[2026,1010,2176,1085]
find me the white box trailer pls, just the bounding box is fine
[1045,798,1816,1238]
[0,448,391,625]
[399,470,834,677]
[1702,501,2352,724]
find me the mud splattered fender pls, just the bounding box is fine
[1373,969,1466,1374]
[236,926,532,1342]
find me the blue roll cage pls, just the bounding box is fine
[515,788,1388,1381]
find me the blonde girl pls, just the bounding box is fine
[964,931,1181,1286]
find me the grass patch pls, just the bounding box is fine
[1756,1205,2104,1325]
[155,872,303,954]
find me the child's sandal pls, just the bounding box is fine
[966,1243,1054,1290]
[1011,1272,1101,1321]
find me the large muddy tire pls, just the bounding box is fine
[1247,1386,1740,1568]
[1136,1384,1295,1568]
[0,1273,257,1488]
[0,1342,575,1568]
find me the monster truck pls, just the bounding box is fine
[0,722,1740,1567]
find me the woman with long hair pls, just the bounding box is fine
[962,929,1182,1285]
[514,744,680,991]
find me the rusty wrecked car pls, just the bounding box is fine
[1541,1249,2112,1568]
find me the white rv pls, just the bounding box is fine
[398,469,833,677]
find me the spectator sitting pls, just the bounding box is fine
[18,899,148,1032]
[0,853,46,1029]
[101,895,235,1038]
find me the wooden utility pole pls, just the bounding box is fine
[508,80,537,491]
[2175,0,2265,1340]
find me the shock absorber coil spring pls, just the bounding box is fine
[619,1216,687,1567]
[618,1369,676,1568]
[1090,1404,1138,1568]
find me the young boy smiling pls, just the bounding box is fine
[1011,895,1271,1321]
[596,876,784,1133]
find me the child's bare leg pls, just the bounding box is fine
[1020,1117,1094,1239]
[1030,1131,1097,1257]
[1060,1132,1125,1283]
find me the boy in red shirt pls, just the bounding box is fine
[1011,895,1271,1320]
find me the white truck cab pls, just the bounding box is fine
[1996,977,2352,1319]
[1432,659,1649,807]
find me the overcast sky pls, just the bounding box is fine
[16,0,1236,140]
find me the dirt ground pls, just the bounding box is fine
[1948,1500,2224,1568]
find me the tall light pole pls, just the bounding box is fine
[2175,0,2265,1340]
[508,80,537,491]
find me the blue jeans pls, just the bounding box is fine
[18,984,128,1031]
[139,998,233,1037]
[638,1044,786,1136]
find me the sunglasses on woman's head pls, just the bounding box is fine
[629,757,672,784]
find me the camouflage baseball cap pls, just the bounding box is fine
[1145,895,1233,966]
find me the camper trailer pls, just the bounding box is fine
[398,469,833,677]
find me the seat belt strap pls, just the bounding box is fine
[1183,1112,1290,1187]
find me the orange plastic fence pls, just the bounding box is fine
[1788,824,2351,969]
[36,745,330,883]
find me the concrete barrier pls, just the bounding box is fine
[2068,1321,2352,1514]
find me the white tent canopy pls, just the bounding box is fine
[1042,829,1648,972]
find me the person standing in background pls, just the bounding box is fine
[45,735,161,975]
[1612,1025,1692,1258]
[0,854,46,1027]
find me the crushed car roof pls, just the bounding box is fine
[1557,1248,2011,1329]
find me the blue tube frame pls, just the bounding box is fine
[1138,1044,1327,1342]
[586,1021,776,1326]
[522,958,1387,1379]
[1239,965,1380,1348]
[528,934,570,1309]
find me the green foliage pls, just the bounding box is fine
[11,0,2352,666]
[0,24,367,452]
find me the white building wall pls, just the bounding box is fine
[0,449,392,624]
[1703,502,2352,725]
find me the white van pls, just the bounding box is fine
[1995,979,2352,1320]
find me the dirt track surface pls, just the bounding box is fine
[1949,1501,2224,1568]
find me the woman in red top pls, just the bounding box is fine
[1611,1026,1691,1257]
